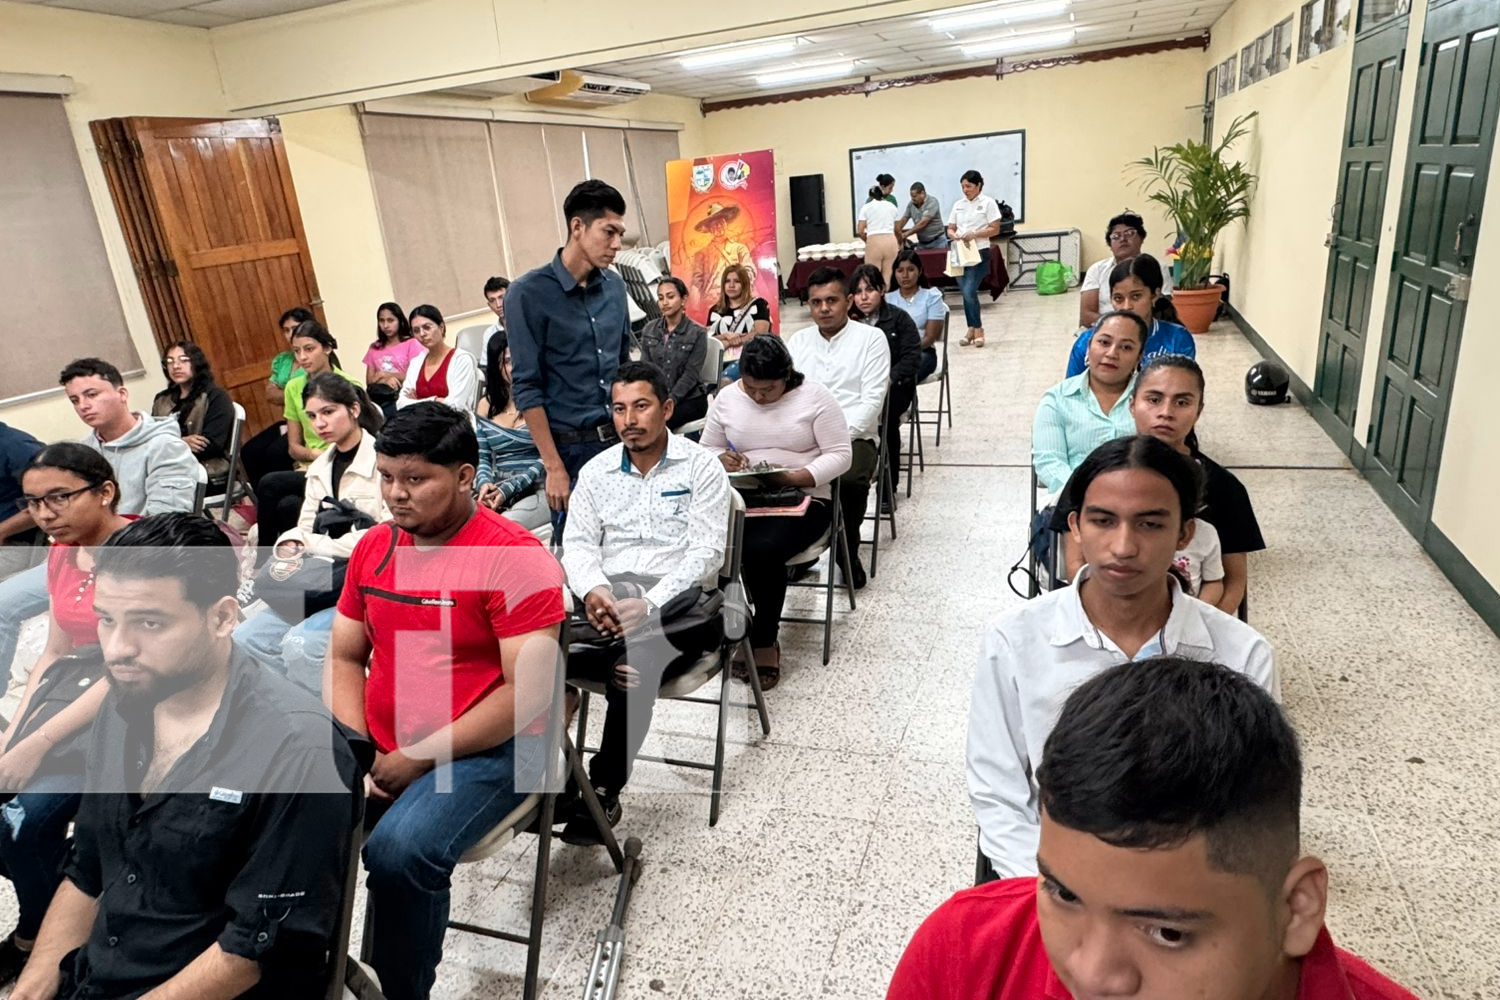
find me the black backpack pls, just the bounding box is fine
[997,201,1017,238]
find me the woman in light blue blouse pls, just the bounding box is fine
[474,336,548,531]
[1032,311,1145,493]
[885,247,947,382]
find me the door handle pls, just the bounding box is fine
[1454,213,1475,267]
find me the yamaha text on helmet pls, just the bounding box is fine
[1245,360,1291,405]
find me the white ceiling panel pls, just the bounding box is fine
[580,0,1227,100]
[31,0,345,24]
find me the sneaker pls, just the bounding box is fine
[0,932,33,987]
[557,787,622,846]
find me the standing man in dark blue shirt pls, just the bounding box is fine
[507,180,633,514]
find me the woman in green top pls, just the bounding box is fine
[283,320,354,466]
[241,307,315,491]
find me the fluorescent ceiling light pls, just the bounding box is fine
[678,39,797,70]
[962,27,1076,58]
[755,61,856,87]
[931,0,1069,33]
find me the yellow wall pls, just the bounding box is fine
[0,0,228,440]
[1430,110,1500,585]
[1204,0,1353,384]
[278,106,395,343]
[694,49,1204,278]
[1206,0,1500,596]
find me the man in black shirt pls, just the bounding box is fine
[12,514,364,1000]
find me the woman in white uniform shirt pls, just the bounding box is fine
[857,185,902,290]
[946,169,1003,347]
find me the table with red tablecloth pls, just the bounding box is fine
[784,247,1009,302]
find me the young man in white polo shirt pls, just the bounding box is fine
[784,267,890,590]
[561,360,730,843]
[968,435,1276,878]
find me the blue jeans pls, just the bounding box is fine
[721,360,740,382]
[0,777,82,939]
[363,736,547,1000]
[0,564,50,679]
[959,247,991,329]
[915,232,950,250]
[917,347,939,383]
[233,607,333,696]
[554,439,613,538]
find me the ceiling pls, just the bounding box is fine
[581,0,1231,101]
[8,0,344,28]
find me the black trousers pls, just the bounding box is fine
[741,499,834,648]
[240,422,293,493]
[255,470,306,561]
[837,439,880,568]
[667,393,709,430]
[568,614,722,794]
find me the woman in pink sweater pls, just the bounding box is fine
[702,335,852,688]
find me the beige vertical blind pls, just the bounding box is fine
[364,111,681,294]
[624,128,680,247]
[0,92,140,403]
[361,114,508,319]
[489,121,563,278]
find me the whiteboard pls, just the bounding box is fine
[849,130,1024,233]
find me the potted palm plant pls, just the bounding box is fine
[1131,112,1258,334]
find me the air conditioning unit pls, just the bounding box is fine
[438,72,561,100]
[525,71,650,107]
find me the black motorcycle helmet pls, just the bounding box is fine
[1245,360,1290,405]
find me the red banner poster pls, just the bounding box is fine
[665,150,779,330]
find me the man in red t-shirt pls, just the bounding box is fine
[327,402,564,1000]
[888,657,1420,1000]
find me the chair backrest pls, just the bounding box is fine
[454,324,491,364]
[219,403,247,518]
[700,336,725,387]
[191,463,208,515]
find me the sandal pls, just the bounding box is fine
[752,643,781,692]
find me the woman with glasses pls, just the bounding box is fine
[151,341,235,489]
[1079,211,1172,328]
[0,444,133,981]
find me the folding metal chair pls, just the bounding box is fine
[906,315,953,483]
[673,337,725,440]
[1026,467,1068,597]
[202,402,250,519]
[782,476,857,665]
[859,395,897,579]
[571,492,772,827]
[357,657,637,1000]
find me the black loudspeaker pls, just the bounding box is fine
[795,222,830,248]
[790,174,826,225]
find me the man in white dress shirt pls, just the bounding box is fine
[560,360,730,843]
[967,435,1276,878]
[784,267,890,589]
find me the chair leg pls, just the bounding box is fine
[942,370,953,430]
[522,794,556,1000]
[743,636,770,736]
[709,659,732,827]
[821,547,835,666]
[574,689,591,758]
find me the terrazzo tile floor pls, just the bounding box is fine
[3,288,1497,998]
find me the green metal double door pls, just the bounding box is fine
[1315,0,1500,538]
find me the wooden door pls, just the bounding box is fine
[99,117,324,434]
[1311,15,1408,452]
[1366,0,1500,535]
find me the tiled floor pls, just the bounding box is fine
[4,288,1498,999]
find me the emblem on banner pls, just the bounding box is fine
[691,163,715,193]
[719,159,751,190]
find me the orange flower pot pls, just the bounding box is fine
[1171,284,1226,335]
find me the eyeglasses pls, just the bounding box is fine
[18,484,97,514]
[1107,229,1141,243]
